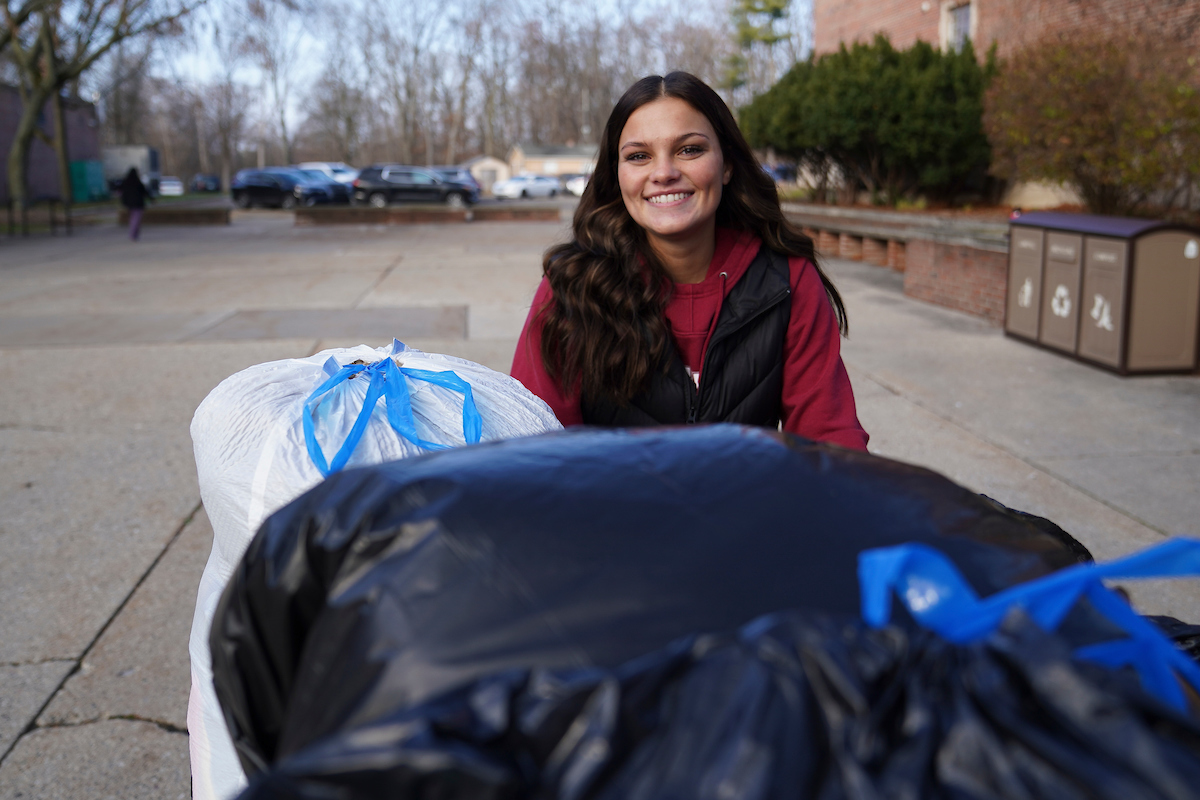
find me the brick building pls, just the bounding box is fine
[814,0,1200,59]
[0,84,101,203]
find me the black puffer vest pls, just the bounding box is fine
[581,247,792,428]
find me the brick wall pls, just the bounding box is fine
[903,240,1008,323]
[978,0,1200,57]
[813,0,939,55]
[814,0,1200,57]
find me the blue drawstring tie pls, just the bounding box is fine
[302,340,482,477]
[859,538,1200,711]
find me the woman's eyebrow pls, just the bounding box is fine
[620,132,710,151]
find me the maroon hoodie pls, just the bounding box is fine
[512,228,869,451]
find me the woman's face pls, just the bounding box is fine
[617,97,731,247]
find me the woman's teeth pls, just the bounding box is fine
[648,192,691,204]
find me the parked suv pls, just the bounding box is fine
[231,167,345,208]
[431,166,482,195]
[352,165,479,208]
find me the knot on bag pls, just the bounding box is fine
[302,341,483,477]
[859,538,1200,712]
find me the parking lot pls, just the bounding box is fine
[0,214,1197,797]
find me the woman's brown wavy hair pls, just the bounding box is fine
[538,71,847,405]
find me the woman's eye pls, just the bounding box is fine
[625,153,649,162]
[680,145,704,156]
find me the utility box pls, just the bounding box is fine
[1006,211,1200,374]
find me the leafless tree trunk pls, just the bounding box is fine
[3,0,205,209]
[246,0,306,164]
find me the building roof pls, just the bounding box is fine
[461,154,508,166]
[513,143,598,158]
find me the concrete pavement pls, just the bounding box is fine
[0,213,1197,797]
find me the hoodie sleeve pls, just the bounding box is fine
[510,277,583,427]
[780,257,869,451]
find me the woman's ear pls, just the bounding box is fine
[723,163,732,185]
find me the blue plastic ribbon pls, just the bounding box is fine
[859,538,1200,711]
[302,342,482,477]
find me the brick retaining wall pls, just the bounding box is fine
[118,207,230,225]
[293,205,560,225]
[903,240,1008,323]
[784,203,1009,323]
[294,207,468,225]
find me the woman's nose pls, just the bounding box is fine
[650,157,680,183]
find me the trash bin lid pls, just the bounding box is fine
[1011,211,1197,238]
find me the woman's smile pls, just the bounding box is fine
[646,191,693,206]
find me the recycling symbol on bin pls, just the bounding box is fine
[1051,285,1072,318]
[1017,278,1033,308]
[1090,294,1114,331]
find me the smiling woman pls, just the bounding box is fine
[511,72,869,450]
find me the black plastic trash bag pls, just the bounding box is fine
[210,425,1094,791]
[233,609,1200,800]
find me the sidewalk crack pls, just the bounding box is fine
[0,500,202,768]
[35,714,186,736]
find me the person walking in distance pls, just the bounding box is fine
[119,167,151,241]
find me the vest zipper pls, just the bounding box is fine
[690,284,790,425]
[688,271,728,424]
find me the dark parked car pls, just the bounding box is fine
[431,166,482,194]
[352,165,479,208]
[191,173,221,192]
[231,167,348,208]
[292,169,352,203]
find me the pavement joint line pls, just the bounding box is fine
[0,658,75,668]
[857,369,1174,541]
[1038,449,1200,461]
[351,254,404,310]
[0,499,203,770]
[179,309,239,343]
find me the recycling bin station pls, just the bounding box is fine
[1005,211,1200,374]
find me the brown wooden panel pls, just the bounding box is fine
[1128,232,1200,371]
[1077,237,1128,369]
[1006,228,1043,340]
[1038,232,1083,353]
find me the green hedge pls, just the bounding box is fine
[742,36,995,205]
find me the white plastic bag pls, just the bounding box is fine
[187,341,561,800]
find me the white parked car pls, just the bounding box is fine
[296,161,359,185]
[492,174,560,199]
[565,174,589,197]
[158,176,184,196]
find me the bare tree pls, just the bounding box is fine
[3,0,204,211]
[298,4,366,163]
[442,1,486,165]
[205,19,251,189]
[368,0,444,165]
[93,39,156,145]
[244,0,306,163]
[137,0,799,176]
